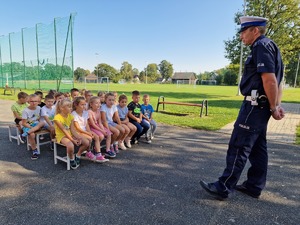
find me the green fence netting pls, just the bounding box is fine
[0,13,76,91]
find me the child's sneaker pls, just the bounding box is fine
[75,155,81,166]
[125,140,132,148]
[70,160,79,170]
[50,142,54,151]
[119,142,127,150]
[31,150,39,160]
[145,137,152,144]
[85,151,96,161]
[131,138,138,145]
[18,134,26,144]
[110,145,115,154]
[105,151,116,158]
[114,144,119,153]
[95,154,109,163]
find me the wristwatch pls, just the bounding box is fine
[270,108,277,113]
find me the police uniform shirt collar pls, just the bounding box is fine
[250,35,265,49]
[239,16,268,33]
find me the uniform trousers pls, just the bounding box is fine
[214,101,271,197]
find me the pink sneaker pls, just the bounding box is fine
[85,151,96,161]
[95,154,109,163]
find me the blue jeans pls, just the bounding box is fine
[143,119,157,139]
[130,120,150,140]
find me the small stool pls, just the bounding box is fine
[26,130,51,154]
[52,139,70,170]
[8,124,20,145]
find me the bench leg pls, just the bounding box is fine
[26,136,30,151]
[53,141,71,170]
[8,126,20,145]
[8,127,12,142]
[54,142,58,164]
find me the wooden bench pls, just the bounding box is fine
[3,86,15,95]
[52,139,107,170]
[156,96,208,117]
[52,139,71,170]
[8,123,21,145]
[26,129,51,154]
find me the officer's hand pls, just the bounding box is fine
[272,106,285,120]
[277,106,285,118]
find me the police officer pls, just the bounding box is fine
[200,16,285,200]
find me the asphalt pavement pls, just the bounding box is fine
[0,99,299,225]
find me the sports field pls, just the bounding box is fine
[1,83,299,131]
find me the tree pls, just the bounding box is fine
[132,68,139,76]
[159,60,173,80]
[74,67,88,81]
[223,69,238,85]
[215,74,224,85]
[139,70,145,82]
[94,63,118,82]
[120,61,133,81]
[225,0,300,69]
[285,53,300,86]
[146,63,159,83]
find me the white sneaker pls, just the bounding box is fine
[125,140,132,148]
[119,142,127,150]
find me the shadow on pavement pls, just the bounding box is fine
[0,123,299,225]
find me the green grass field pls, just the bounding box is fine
[1,83,299,141]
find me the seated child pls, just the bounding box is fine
[97,91,106,105]
[84,90,93,110]
[40,94,56,141]
[127,90,150,144]
[53,99,89,169]
[72,96,108,163]
[113,91,118,105]
[19,94,45,160]
[48,89,57,97]
[141,94,157,142]
[80,88,86,97]
[34,91,46,108]
[117,94,137,148]
[64,92,71,100]
[70,88,80,101]
[54,92,65,105]
[11,91,29,128]
[88,96,113,157]
[100,92,125,156]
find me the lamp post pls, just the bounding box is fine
[294,53,300,88]
[145,61,148,84]
[95,52,100,83]
[237,0,246,96]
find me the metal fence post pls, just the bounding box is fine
[21,28,27,89]
[36,23,40,89]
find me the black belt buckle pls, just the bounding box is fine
[257,95,268,108]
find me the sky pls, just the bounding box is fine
[0,0,244,74]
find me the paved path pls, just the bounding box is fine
[0,99,300,225]
[219,102,300,144]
